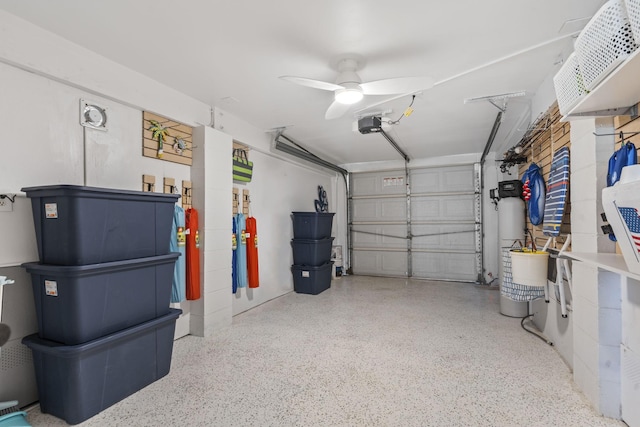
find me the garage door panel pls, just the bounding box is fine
[352,250,406,277]
[353,198,406,222]
[411,195,475,221]
[412,224,476,251]
[352,224,407,249]
[410,166,476,194]
[412,252,477,281]
[351,170,405,196]
[351,164,480,281]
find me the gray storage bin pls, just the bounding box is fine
[22,309,181,425]
[291,237,334,266]
[291,262,332,295]
[22,185,179,265]
[291,212,334,239]
[22,253,179,345]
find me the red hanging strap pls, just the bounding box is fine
[185,208,201,300]
[246,216,260,288]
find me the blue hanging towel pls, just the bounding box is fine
[607,142,637,187]
[543,147,570,237]
[235,213,248,289]
[521,163,546,226]
[232,216,238,293]
[170,204,186,303]
[606,142,637,241]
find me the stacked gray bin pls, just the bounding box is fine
[290,212,334,295]
[19,185,181,425]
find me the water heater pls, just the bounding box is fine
[498,197,525,242]
[497,191,528,317]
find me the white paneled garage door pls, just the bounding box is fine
[350,164,481,282]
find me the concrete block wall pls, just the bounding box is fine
[570,118,622,418]
[191,126,233,336]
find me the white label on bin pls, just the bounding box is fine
[44,280,58,297]
[45,203,58,219]
[302,271,310,278]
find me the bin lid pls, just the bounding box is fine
[21,185,180,202]
[22,253,180,275]
[291,211,334,216]
[22,309,182,356]
[291,261,333,271]
[290,237,335,244]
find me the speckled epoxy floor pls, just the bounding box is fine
[25,276,624,426]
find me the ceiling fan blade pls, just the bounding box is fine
[279,76,344,92]
[360,76,434,95]
[325,100,353,120]
[354,92,416,115]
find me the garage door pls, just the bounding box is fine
[350,164,481,282]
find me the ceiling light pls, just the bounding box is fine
[335,88,363,105]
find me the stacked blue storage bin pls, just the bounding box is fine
[290,212,334,295]
[20,185,181,425]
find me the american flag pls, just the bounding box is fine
[619,207,640,252]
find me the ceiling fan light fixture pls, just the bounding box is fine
[335,88,363,104]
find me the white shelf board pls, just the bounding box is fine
[563,48,640,119]
[562,251,640,281]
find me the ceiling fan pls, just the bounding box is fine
[280,56,434,120]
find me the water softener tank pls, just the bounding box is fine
[498,198,525,242]
[497,193,528,317]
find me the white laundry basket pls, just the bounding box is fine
[509,249,549,288]
[575,0,638,90]
[625,0,640,42]
[553,53,589,116]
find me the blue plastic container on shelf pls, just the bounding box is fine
[22,309,181,425]
[22,185,179,265]
[291,212,334,239]
[291,237,334,266]
[22,253,179,345]
[291,262,332,295]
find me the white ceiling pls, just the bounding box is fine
[0,0,606,165]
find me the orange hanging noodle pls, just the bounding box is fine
[246,216,259,288]
[185,208,201,300]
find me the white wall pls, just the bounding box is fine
[0,11,214,340]
[489,49,578,363]
[0,63,192,263]
[0,10,210,268]
[213,109,339,315]
[568,118,621,418]
[531,280,574,367]
[0,9,347,335]
[0,10,210,127]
